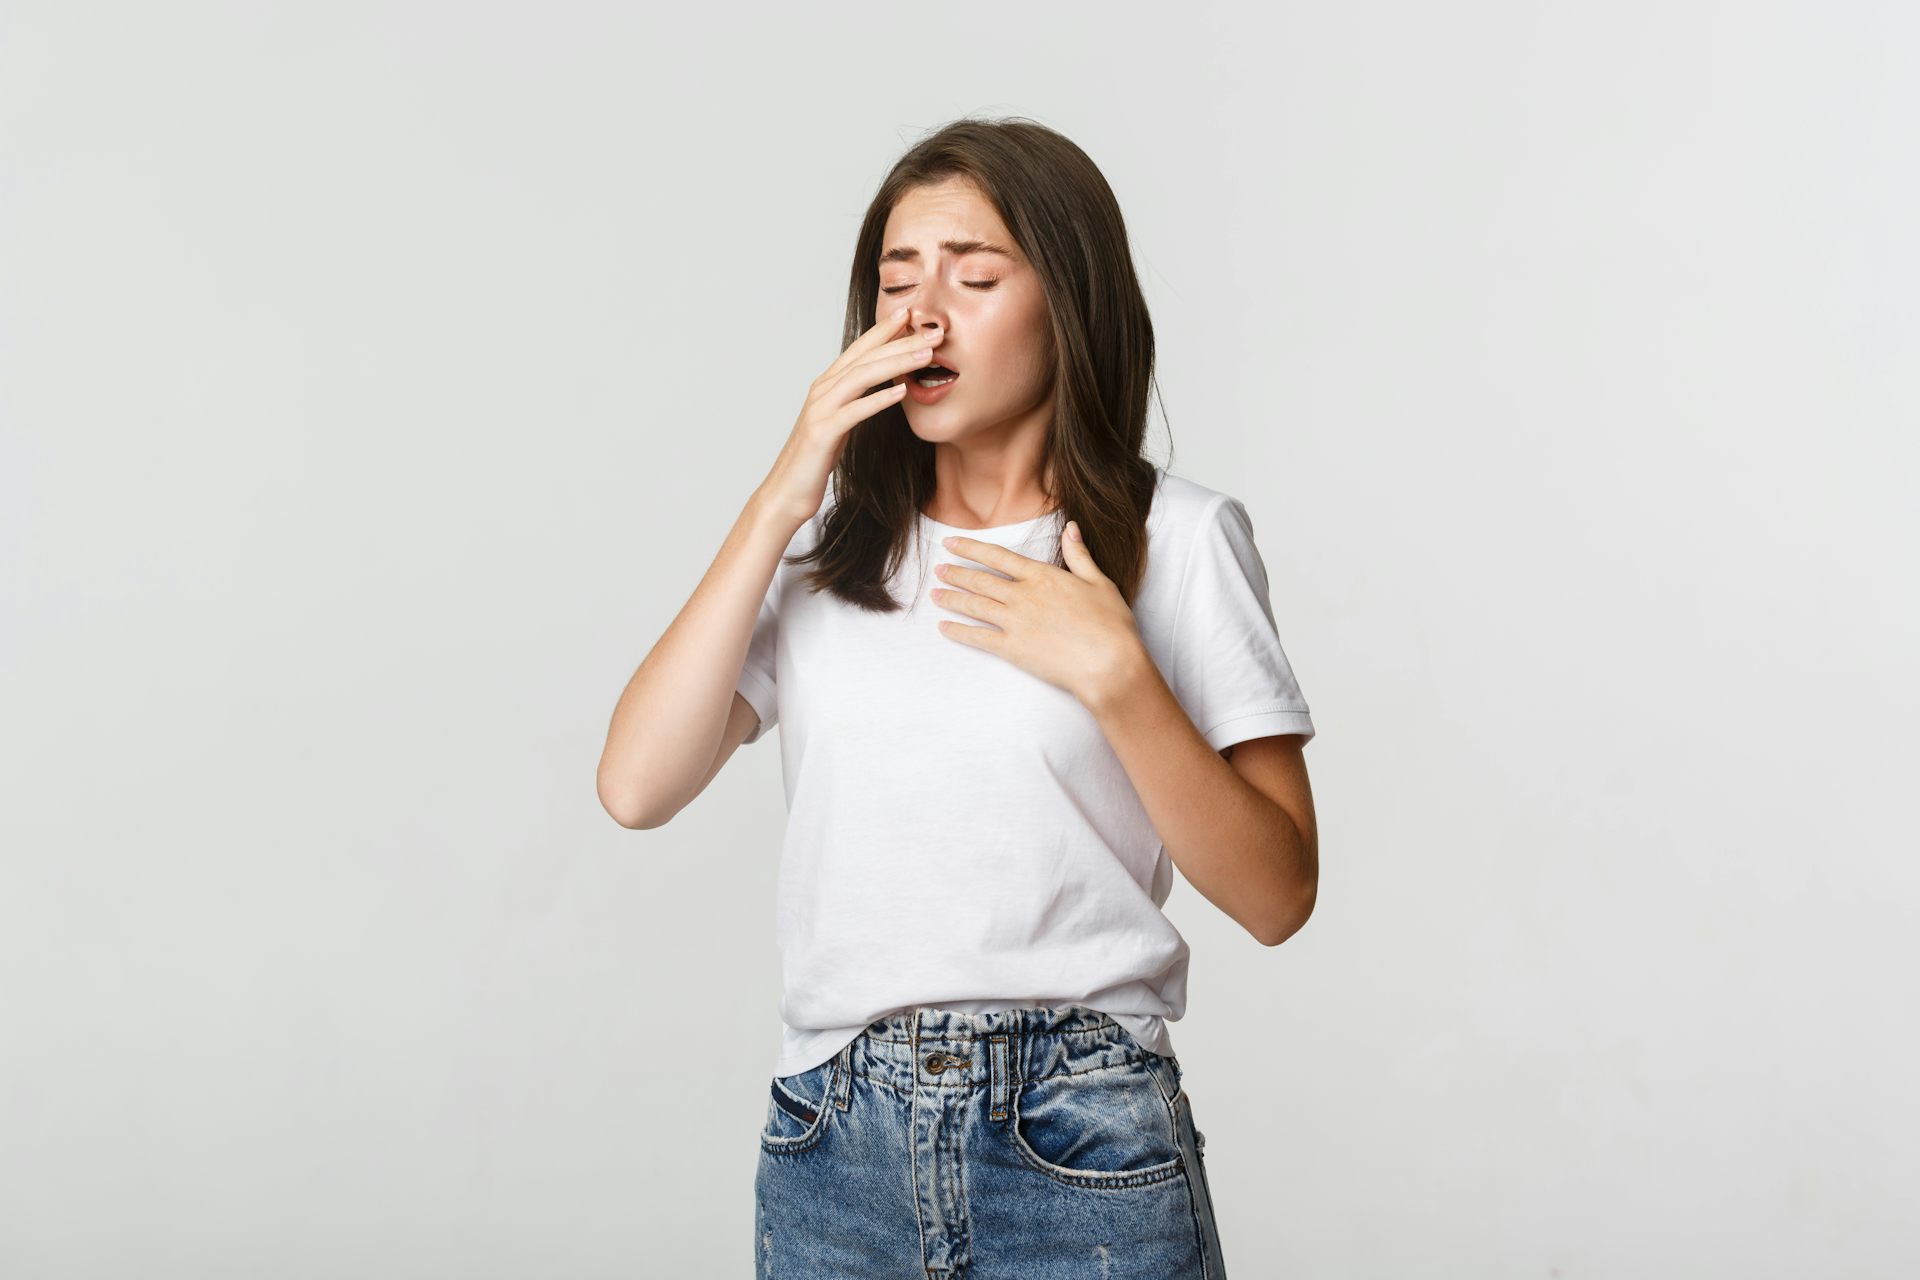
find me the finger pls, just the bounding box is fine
[821,307,940,385]
[831,340,943,405]
[931,584,984,620]
[851,313,945,377]
[934,562,1011,604]
[817,306,910,383]
[938,534,1028,578]
[936,618,1001,653]
[938,589,1008,628]
[864,324,946,389]
[829,377,910,427]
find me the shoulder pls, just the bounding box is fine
[1131,468,1250,627]
[1147,467,1249,557]
[1150,468,1277,627]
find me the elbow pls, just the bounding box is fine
[600,794,648,830]
[597,775,668,831]
[606,804,659,831]
[605,791,676,830]
[605,799,670,831]
[1255,880,1317,948]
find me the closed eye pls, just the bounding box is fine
[881,281,999,294]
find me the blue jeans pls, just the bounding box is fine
[754,1004,1227,1278]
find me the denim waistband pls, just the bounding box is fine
[842,1003,1177,1096]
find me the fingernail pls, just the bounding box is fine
[1068,521,1081,541]
[893,305,909,317]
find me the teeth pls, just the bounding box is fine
[916,371,957,386]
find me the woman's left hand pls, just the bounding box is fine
[932,521,1148,706]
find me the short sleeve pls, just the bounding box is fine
[1166,494,1316,751]
[734,576,780,745]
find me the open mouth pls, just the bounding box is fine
[913,364,959,387]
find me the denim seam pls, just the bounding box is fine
[1004,1111,1188,1191]
[1178,1090,1215,1279]
[759,1061,834,1156]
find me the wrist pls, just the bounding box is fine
[1077,638,1158,718]
[744,486,808,542]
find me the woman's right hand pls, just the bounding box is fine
[755,307,945,530]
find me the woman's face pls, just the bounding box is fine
[877,178,1054,443]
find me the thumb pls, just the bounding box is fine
[1062,519,1106,579]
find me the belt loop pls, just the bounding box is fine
[988,1032,1010,1122]
[833,1040,854,1110]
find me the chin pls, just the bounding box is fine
[902,416,969,443]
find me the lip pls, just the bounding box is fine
[905,367,959,405]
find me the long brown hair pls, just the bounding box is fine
[791,116,1171,611]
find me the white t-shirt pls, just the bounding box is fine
[735,466,1316,1077]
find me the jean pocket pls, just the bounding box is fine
[1007,1061,1186,1189]
[760,1059,836,1155]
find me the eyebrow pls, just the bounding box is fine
[879,238,1018,265]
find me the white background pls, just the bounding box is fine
[3,2,1913,1276]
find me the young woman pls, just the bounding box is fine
[598,117,1317,1278]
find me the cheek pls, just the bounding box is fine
[1004,343,1052,388]
[975,300,1053,383]
[1004,321,1056,385]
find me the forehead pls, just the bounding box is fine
[880,180,1017,258]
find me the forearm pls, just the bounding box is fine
[1082,647,1315,945]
